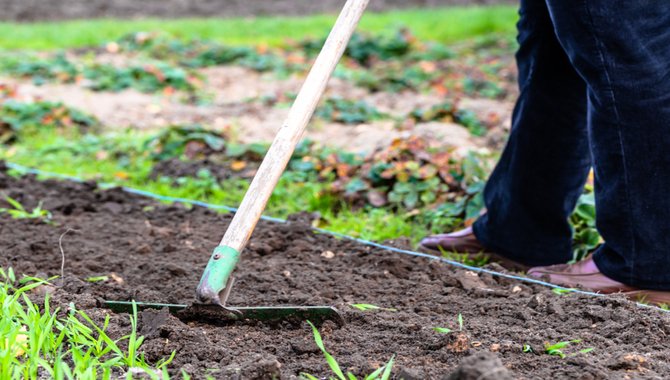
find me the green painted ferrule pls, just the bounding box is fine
[196,246,240,303]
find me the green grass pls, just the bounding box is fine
[0,196,52,223]
[544,339,594,359]
[0,268,174,379]
[2,128,431,244]
[0,6,517,50]
[301,321,394,380]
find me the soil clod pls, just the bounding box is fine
[445,352,513,380]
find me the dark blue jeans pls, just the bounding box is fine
[472,0,670,289]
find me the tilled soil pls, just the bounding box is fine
[2,162,670,379]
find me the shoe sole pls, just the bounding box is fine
[623,290,670,307]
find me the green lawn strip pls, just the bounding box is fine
[0,6,517,51]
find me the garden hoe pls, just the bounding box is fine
[104,0,370,325]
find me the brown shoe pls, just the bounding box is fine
[420,226,529,271]
[528,255,670,305]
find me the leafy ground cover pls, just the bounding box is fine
[0,99,596,258]
[0,98,98,144]
[0,30,516,99]
[105,28,517,99]
[0,53,203,102]
[407,101,487,136]
[1,115,485,244]
[0,17,595,255]
[0,28,516,139]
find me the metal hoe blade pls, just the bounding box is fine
[103,301,344,326]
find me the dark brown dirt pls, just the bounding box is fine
[149,158,246,182]
[2,161,670,379]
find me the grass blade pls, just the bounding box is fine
[307,321,346,380]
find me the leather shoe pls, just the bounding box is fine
[528,255,670,306]
[420,226,529,271]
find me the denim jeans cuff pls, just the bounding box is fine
[472,217,572,267]
[592,246,670,290]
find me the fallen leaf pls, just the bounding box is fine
[231,160,247,171]
[114,171,129,180]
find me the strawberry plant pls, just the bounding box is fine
[454,109,486,136]
[226,142,269,162]
[409,43,456,61]
[388,177,446,209]
[0,100,98,144]
[143,124,227,161]
[100,29,516,100]
[114,32,249,66]
[82,62,200,95]
[112,32,305,75]
[302,29,414,66]
[341,63,440,93]
[315,97,386,124]
[326,136,485,210]
[188,45,254,67]
[570,192,600,261]
[462,77,505,99]
[0,52,202,99]
[0,53,79,85]
[344,29,414,66]
[408,102,486,136]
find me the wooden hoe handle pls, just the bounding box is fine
[196,0,370,305]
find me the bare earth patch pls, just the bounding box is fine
[1,64,512,153]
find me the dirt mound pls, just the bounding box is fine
[149,158,238,182]
[4,72,488,154]
[1,162,669,379]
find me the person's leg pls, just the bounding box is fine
[543,0,670,289]
[469,0,591,267]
